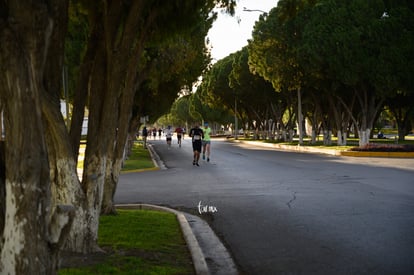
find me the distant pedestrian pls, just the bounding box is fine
[142,126,148,149]
[202,122,212,162]
[158,128,162,139]
[165,125,173,148]
[152,128,157,139]
[189,123,204,166]
[175,126,183,147]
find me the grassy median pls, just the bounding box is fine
[59,210,194,274]
[61,142,194,274]
[121,141,155,172]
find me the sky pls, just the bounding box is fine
[207,0,279,61]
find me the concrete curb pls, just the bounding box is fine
[120,142,166,174]
[115,204,209,275]
[339,150,414,158]
[147,143,167,170]
[233,140,414,158]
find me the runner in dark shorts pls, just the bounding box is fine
[189,123,204,166]
[175,126,183,147]
[165,125,173,148]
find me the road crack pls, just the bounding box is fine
[286,191,297,209]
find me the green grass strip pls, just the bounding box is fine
[59,209,194,275]
[122,142,155,172]
[78,141,154,171]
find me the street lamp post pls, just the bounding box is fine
[234,97,238,140]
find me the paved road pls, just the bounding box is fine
[115,138,414,274]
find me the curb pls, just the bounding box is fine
[120,167,160,174]
[121,142,166,174]
[339,151,414,158]
[147,143,167,170]
[115,204,209,275]
[233,140,414,158]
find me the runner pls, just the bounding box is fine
[175,126,183,147]
[165,125,173,148]
[202,122,212,162]
[142,126,148,149]
[189,123,204,166]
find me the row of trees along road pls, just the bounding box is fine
[249,0,414,145]
[0,1,237,274]
[171,0,412,146]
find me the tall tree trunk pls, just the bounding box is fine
[100,1,156,215]
[297,89,304,145]
[0,1,75,273]
[80,34,113,252]
[0,141,5,241]
[69,22,100,160]
[354,86,384,146]
[41,97,89,253]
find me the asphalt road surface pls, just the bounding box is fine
[115,137,414,274]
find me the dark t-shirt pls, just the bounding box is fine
[189,127,204,142]
[190,127,203,152]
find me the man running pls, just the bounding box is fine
[202,122,212,162]
[189,123,204,166]
[175,126,183,147]
[165,125,173,148]
[142,126,148,149]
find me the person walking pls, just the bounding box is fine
[202,122,212,162]
[165,125,173,148]
[175,126,183,147]
[142,126,148,149]
[189,123,204,166]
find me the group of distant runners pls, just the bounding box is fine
[140,122,212,166]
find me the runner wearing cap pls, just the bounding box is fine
[202,122,212,162]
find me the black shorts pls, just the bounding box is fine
[192,140,202,152]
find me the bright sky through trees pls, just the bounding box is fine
[207,0,278,61]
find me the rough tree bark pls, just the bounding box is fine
[0,2,74,273]
[0,141,4,241]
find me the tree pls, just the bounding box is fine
[375,2,414,140]
[229,47,281,139]
[249,0,318,144]
[1,0,238,272]
[249,0,413,146]
[300,0,414,145]
[0,1,75,273]
[66,0,237,253]
[386,92,414,141]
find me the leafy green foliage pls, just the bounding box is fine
[247,0,414,143]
